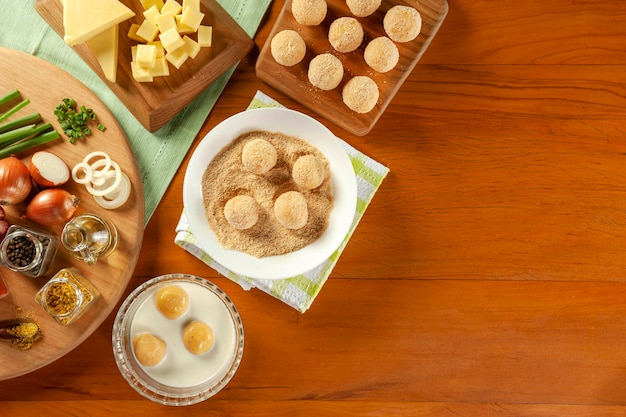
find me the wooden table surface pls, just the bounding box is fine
[3,0,626,415]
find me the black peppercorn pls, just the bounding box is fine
[6,235,36,267]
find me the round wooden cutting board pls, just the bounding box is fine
[0,47,144,380]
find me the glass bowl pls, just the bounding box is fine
[112,274,244,406]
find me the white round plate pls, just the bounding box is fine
[183,108,357,280]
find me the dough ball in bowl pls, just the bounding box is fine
[274,191,309,230]
[342,76,379,113]
[224,195,259,230]
[292,154,327,190]
[155,285,189,320]
[346,0,381,17]
[133,333,167,367]
[383,5,422,43]
[183,321,215,355]
[308,53,344,90]
[241,138,278,174]
[271,30,306,66]
[291,0,327,26]
[328,17,364,53]
[364,36,399,73]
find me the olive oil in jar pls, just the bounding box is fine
[61,213,118,265]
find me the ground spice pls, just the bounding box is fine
[45,281,78,315]
[201,130,334,257]
[6,322,41,350]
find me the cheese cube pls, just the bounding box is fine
[128,23,146,42]
[148,41,166,58]
[182,35,200,59]
[182,0,200,12]
[136,19,159,42]
[180,6,204,32]
[136,44,158,68]
[197,25,212,47]
[143,5,161,25]
[175,14,195,34]
[140,0,163,11]
[131,61,154,82]
[161,0,182,16]
[156,12,177,34]
[131,45,138,61]
[165,48,189,69]
[150,57,170,77]
[159,27,185,52]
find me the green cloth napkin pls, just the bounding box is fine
[175,91,390,313]
[0,0,271,224]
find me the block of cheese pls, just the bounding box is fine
[63,0,135,46]
[86,24,119,82]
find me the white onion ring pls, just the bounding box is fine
[71,162,93,185]
[93,172,131,209]
[82,151,111,175]
[85,161,122,197]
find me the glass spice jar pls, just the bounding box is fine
[35,267,99,325]
[0,224,59,278]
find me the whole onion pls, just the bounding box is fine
[23,188,80,226]
[0,156,32,205]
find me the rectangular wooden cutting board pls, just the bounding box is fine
[256,0,448,136]
[35,0,254,132]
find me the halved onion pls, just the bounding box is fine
[29,151,70,188]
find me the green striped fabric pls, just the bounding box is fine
[175,91,389,312]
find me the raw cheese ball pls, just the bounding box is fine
[308,53,344,90]
[133,333,167,367]
[291,0,327,26]
[270,30,306,66]
[155,285,190,320]
[183,321,215,355]
[241,138,278,174]
[346,0,382,17]
[224,195,259,230]
[328,17,364,53]
[342,76,379,113]
[292,155,326,190]
[274,191,309,230]
[364,36,399,73]
[383,5,422,43]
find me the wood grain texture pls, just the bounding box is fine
[0,48,144,380]
[255,0,448,136]
[34,0,254,132]
[3,0,626,415]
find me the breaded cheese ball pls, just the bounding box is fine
[342,76,379,113]
[383,5,422,43]
[308,53,344,90]
[292,155,326,190]
[183,321,215,355]
[328,17,364,53]
[133,333,167,367]
[155,285,189,320]
[270,30,306,66]
[241,138,278,174]
[274,191,309,229]
[224,195,259,230]
[292,0,327,26]
[364,36,399,73]
[346,0,382,17]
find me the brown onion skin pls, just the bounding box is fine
[0,156,32,205]
[23,188,80,226]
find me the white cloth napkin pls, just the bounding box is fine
[175,91,389,312]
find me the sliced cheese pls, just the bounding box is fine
[197,25,212,47]
[86,25,119,82]
[136,44,158,68]
[63,0,135,46]
[182,0,201,12]
[182,35,200,59]
[136,19,159,42]
[156,12,177,34]
[159,27,185,52]
[140,0,164,11]
[179,6,204,32]
[161,0,183,16]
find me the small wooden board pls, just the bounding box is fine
[35,0,254,132]
[0,47,144,380]
[256,0,448,136]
